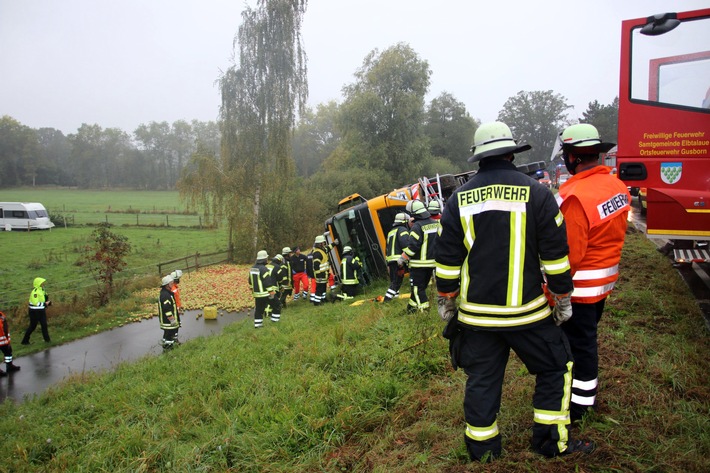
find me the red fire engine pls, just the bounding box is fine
[616,8,710,262]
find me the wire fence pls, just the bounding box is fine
[0,250,231,310]
[52,212,217,229]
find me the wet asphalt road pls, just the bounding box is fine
[0,309,250,403]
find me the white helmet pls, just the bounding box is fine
[559,124,615,153]
[393,212,408,225]
[343,245,353,254]
[314,235,326,245]
[406,200,430,218]
[256,250,269,262]
[161,275,174,287]
[170,269,183,280]
[427,200,441,215]
[469,121,531,162]
[282,247,292,254]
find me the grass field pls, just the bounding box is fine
[0,187,209,227]
[0,230,708,472]
[0,188,229,332]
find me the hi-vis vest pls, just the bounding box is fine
[29,277,48,310]
[340,255,361,285]
[248,263,271,298]
[558,166,630,303]
[0,312,10,346]
[312,247,330,282]
[404,219,439,268]
[386,226,409,262]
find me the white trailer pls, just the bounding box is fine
[0,202,55,230]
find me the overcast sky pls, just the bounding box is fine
[1,0,707,135]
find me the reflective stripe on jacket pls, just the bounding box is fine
[248,263,271,298]
[340,255,361,285]
[404,218,439,268]
[386,226,409,262]
[435,159,573,330]
[158,287,178,330]
[0,312,9,346]
[558,166,630,303]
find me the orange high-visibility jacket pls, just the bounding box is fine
[0,311,9,346]
[558,166,631,303]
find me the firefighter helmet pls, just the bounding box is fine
[559,123,615,153]
[406,200,431,218]
[343,245,353,254]
[273,254,284,263]
[161,275,174,287]
[427,200,441,215]
[468,121,531,162]
[282,247,292,254]
[170,269,183,281]
[314,235,326,245]
[393,212,408,225]
[256,250,268,261]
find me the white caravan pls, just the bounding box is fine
[0,202,55,230]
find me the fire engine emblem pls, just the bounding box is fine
[660,162,682,184]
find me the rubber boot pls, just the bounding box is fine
[6,362,20,372]
[0,369,5,377]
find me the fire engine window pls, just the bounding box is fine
[630,15,710,110]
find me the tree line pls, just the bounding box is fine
[0,117,221,189]
[1,0,619,261]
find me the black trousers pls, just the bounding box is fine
[562,298,606,420]
[22,309,50,343]
[458,322,573,460]
[384,262,405,300]
[253,297,269,327]
[407,267,434,311]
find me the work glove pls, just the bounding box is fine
[550,292,572,326]
[397,255,408,267]
[268,292,275,299]
[437,295,458,322]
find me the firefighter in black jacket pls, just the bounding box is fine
[384,212,410,301]
[399,200,438,313]
[310,235,339,305]
[248,250,278,328]
[263,254,283,324]
[434,121,594,461]
[336,246,362,301]
[158,275,179,349]
[279,247,294,308]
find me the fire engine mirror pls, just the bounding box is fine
[618,162,647,181]
[641,12,680,36]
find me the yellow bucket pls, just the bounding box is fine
[204,306,217,320]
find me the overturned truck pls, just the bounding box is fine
[325,161,550,283]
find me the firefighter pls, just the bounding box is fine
[399,200,438,313]
[435,121,594,460]
[21,277,51,345]
[264,254,284,323]
[336,246,362,301]
[384,212,410,301]
[310,235,339,305]
[158,275,179,349]
[427,200,442,220]
[291,246,309,300]
[279,247,294,308]
[248,250,277,328]
[170,269,184,343]
[557,123,631,422]
[0,310,21,376]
